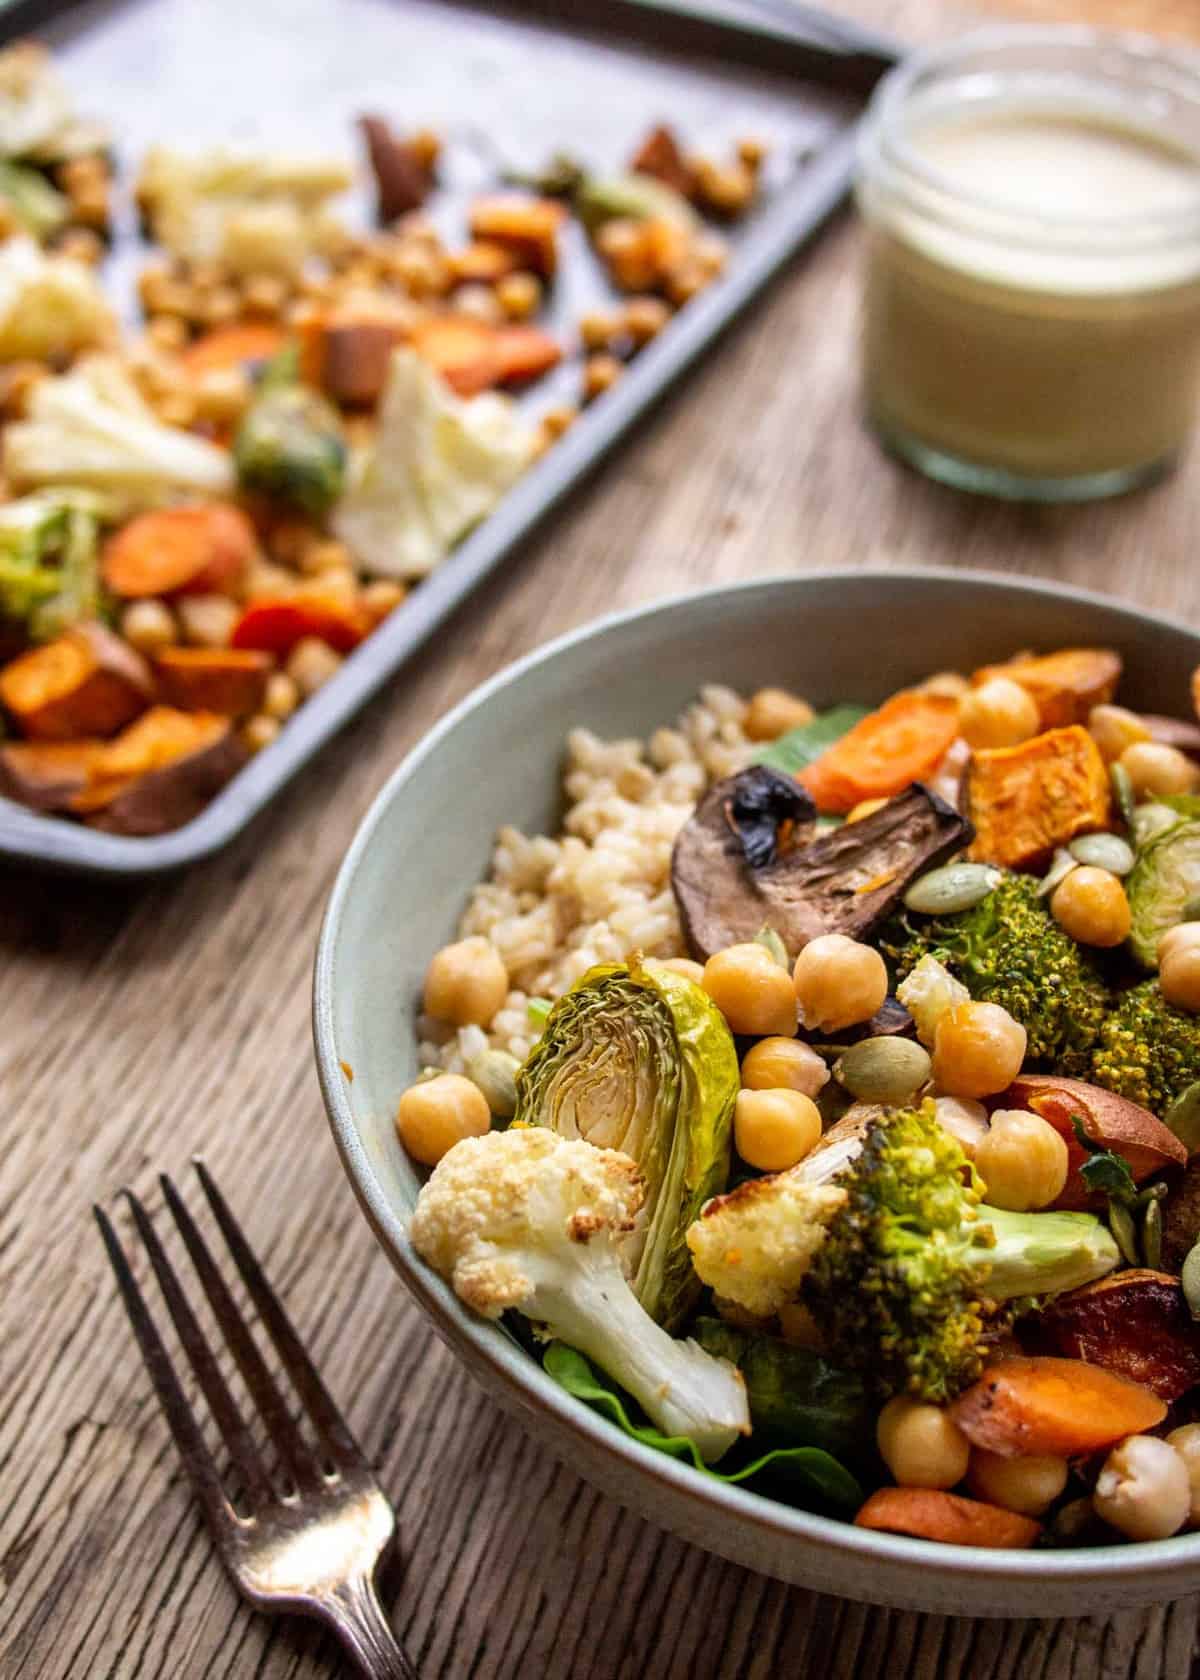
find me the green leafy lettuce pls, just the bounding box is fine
[753,704,869,777]
[544,1343,862,1510]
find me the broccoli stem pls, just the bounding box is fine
[974,1205,1120,1301]
[524,1248,748,1462]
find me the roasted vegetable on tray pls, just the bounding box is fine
[395,644,1200,1552]
[0,38,776,834]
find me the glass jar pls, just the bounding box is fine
[856,28,1200,501]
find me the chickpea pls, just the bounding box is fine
[242,272,290,317]
[193,366,252,425]
[454,283,505,326]
[146,314,189,352]
[539,403,578,444]
[177,593,238,649]
[361,579,406,624]
[737,136,770,171]
[918,670,970,699]
[1093,1435,1191,1541]
[298,537,354,576]
[703,943,797,1037]
[396,1072,491,1166]
[262,670,300,723]
[966,1448,1068,1516]
[583,352,622,402]
[734,1088,821,1172]
[693,158,756,216]
[655,957,706,985]
[496,270,542,321]
[1050,866,1131,948]
[579,311,618,352]
[932,1001,1027,1100]
[1120,740,1200,799]
[876,1395,970,1490]
[1158,922,1200,966]
[241,712,281,754]
[932,1095,989,1158]
[1166,1425,1200,1525]
[743,686,815,742]
[740,1036,830,1099]
[285,636,343,696]
[423,936,509,1027]
[1088,703,1152,764]
[623,295,671,346]
[846,797,888,825]
[120,598,177,655]
[958,677,1040,750]
[792,934,887,1035]
[1160,944,1200,1012]
[975,1108,1068,1210]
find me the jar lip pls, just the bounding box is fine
[862,23,1200,242]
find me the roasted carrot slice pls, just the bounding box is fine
[495,325,562,386]
[950,1356,1167,1458]
[409,315,504,397]
[154,647,273,717]
[0,623,153,741]
[855,1488,1040,1549]
[102,505,258,599]
[230,594,367,656]
[798,691,960,814]
[180,323,287,379]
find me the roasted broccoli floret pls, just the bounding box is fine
[886,872,1110,1076]
[687,1103,1119,1403]
[1091,978,1200,1115]
[411,1126,749,1460]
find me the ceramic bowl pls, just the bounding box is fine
[314,569,1200,1617]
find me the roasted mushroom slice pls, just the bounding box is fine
[672,775,972,961]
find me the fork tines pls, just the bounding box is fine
[94,1159,365,1524]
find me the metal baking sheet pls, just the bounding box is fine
[0,0,899,876]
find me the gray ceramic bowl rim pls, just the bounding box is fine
[314,566,1200,1589]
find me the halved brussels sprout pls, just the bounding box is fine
[514,957,738,1330]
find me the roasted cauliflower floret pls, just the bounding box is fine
[685,1172,847,1320]
[411,1127,749,1460]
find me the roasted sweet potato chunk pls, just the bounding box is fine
[154,648,272,717]
[72,706,244,834]
[967,725,1111,871]
[1002,1073,1188,1210]
[1030,1271,1200,1401]
[0,739,105,812]
[468,194,566,278]
[0,623,153,741]
[972,648,1121,728]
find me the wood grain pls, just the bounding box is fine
[5,0,1200,1675]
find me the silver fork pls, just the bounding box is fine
[94,1159,418,1680]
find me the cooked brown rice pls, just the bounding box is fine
[418,685,754,1075]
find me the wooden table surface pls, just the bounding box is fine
[6,0,1200,1675]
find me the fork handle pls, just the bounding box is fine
[320,1574,418,1680]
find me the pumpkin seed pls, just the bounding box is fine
[1183,1241,1200,1321]
[1142,1197,1163,1270]
[1111,763,1137,832]
[1163,1080,1200,1154]
[834,1036,932,1105]
[903,863,1001,916]
[753,925,789,970]
[1069,832,1135,876]
[1037,848,1079,899]
[465,1047,521,1118]
[1108,1201,1140,1267]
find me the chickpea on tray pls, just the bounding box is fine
[0,41,767,835]
[398,647,1200,1549]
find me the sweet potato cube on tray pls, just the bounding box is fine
[0,740,106,812]
[468,195,566,278]
[154,648,272,717]
[1030,1271,1200,1402]
[972,648,1121,728]
[967,725,1110,870]
[0,623,153,741]
[70,705,245,835]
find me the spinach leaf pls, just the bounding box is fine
[543,1342,863,1511]
[753,704,869,777]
